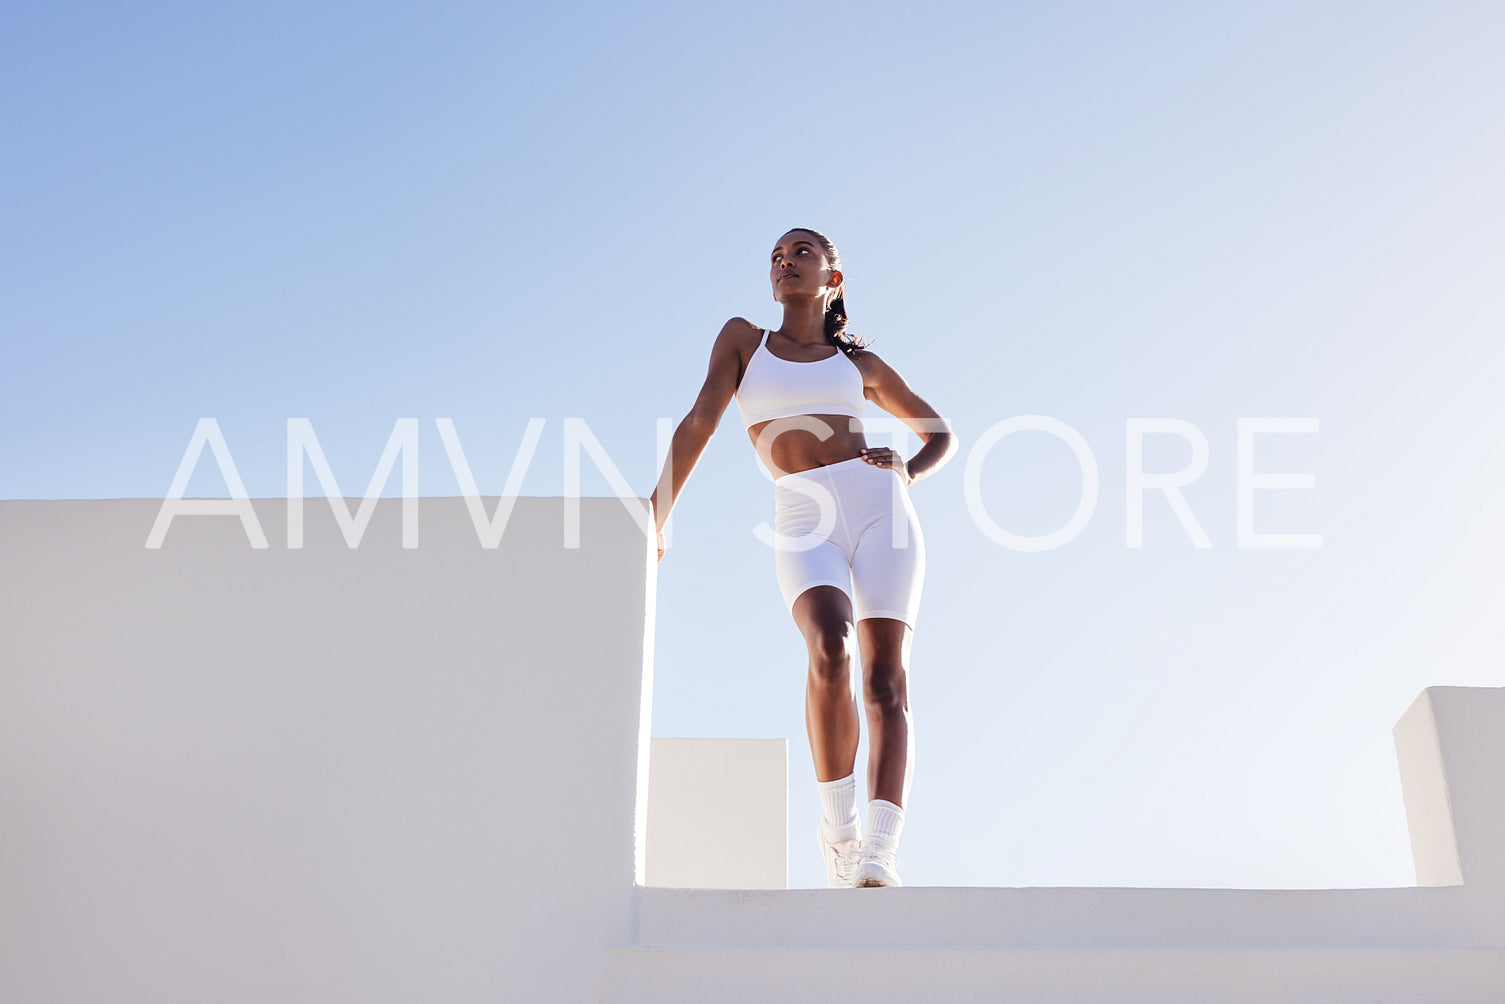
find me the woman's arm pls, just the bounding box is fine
[649,318,755,557]
[858,350,958,487]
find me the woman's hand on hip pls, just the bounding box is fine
[861,447,912,487]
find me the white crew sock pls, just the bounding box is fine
[865,798,905,852]
[816,773,859,840]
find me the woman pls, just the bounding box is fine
[649,228,956,888]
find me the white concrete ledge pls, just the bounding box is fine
[628,884,1489,949]
[604,946,1505,1004]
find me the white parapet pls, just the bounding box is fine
[645,737,787,890]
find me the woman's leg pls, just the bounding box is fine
[790,584,861,782]
[823,464,923,886]
[791,585,866,887]
[849,481,924,808]
[771,466,868,885]
[856,617,915,807]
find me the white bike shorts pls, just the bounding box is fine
[770,455,926,630]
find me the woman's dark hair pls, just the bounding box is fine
[786,227,874,358]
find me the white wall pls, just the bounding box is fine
[0,496,655,1004]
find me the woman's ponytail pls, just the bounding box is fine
[825,290,850,345]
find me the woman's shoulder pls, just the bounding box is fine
[717,316,763,339]
[712,316,765,355]
[704,318,765,382]
[846,343,905,394]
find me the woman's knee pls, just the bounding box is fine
[805,622,856,684]
[863,662,909,712]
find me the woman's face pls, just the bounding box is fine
[770,230,841,304]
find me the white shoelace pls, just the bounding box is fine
[834,846,863,883]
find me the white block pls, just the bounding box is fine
[1394,688,1466,886]
[645,738,787,889]
[1393,686,1505,889]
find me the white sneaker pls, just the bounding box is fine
[817,821,863,888]
[853,836,902,888]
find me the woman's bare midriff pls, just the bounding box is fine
[746,414,870,479]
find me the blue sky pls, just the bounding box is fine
[5,1,1503,889]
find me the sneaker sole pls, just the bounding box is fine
[854,868,901,888]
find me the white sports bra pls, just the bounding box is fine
[735,327,866,431]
